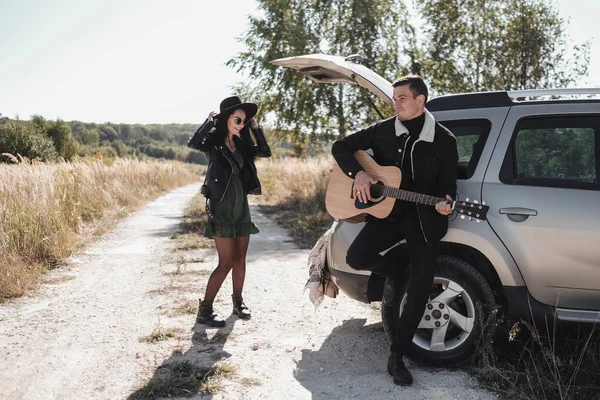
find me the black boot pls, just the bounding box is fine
[232,295,251,319]
[196,300,226,327]
[387,352,398,376]
[388,353,413,386]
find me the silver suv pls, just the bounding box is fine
[273,54,600,366]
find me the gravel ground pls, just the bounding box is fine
[0,183,497,400]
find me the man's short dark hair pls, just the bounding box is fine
[392,75,428,103]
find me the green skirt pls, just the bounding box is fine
[204,172,259,239]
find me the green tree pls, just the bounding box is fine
[71,122,88,143]
[0,119,58,162]
[148,127,168,142]
[130,125,148,141]
[98,146,118,158]
[31,115,49,132]
[110,140,129,157]
[414,0,589,93]
[164,147,176,160]
[227,0,409,153]
[185,150,208,165]
[47,119,77,160]
[80,128,100,147]
[229,0,589,155]
[99,124,119,142]
[119,123,132,141]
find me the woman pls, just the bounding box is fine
[187,95,271,327]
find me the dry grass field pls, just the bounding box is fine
[0,156,201,298]
[254,155,334,248]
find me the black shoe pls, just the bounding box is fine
[196,300,226,327]
[391,358,413,386]
[232,295,251,319]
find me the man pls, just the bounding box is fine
[331,75,458,386]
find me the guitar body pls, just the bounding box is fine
[326,151,402,220]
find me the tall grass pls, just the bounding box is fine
[254,156,334,248]
[0,157,201,298]
[476,318,600,399]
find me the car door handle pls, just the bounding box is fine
[499,208,537,216]
[499,207,537,222]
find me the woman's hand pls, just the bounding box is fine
[208,111,217,122]
[249,117,259,129]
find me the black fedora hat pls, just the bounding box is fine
[215,95,258,120]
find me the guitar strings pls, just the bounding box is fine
[367,182,443,206]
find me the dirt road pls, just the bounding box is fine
[0,183,496,399]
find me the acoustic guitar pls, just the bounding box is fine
[326,150,489,223]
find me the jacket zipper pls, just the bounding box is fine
[409,138,430,246]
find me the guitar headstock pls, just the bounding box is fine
[454,198,489,223]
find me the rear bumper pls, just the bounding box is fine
[328,268,385,303]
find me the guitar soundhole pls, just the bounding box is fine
[370,181,384,200]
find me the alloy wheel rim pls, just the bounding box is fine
[399,276,476,352]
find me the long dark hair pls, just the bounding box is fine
[214,109,255,156]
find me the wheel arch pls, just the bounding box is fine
[439,242,505,305]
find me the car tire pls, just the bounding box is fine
[381,255,496,367]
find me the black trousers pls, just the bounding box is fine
[346,217,439,357]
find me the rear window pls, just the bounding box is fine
[439,119,491,180]
[500,115,600,189]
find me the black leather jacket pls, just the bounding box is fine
[332,111,458,244]
[188,119,271,201]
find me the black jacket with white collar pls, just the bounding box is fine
[331,110,458,244]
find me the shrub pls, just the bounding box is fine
[0,119,58,162]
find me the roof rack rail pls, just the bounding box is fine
[426,88,600,111]
[508,88,600,98]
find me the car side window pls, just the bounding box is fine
[500,115,599,189]
[439,119,491,180]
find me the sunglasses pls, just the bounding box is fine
[230,116,249,126]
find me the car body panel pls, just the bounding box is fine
[482,102,600,310]
[432,107,525,288]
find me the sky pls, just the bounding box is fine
[0,0,598,125]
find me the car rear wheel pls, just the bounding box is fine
[381,255,496,367]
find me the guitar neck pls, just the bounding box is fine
[382,185,446,207]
